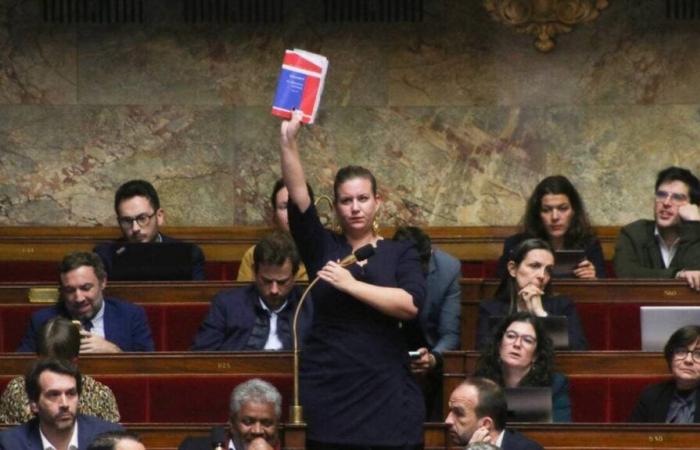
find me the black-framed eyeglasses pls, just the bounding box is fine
[117,212,156,228]
[655,190,688,205]
[672,348,700,363]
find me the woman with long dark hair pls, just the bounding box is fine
[496,175,605,279]
[478,238,588,350]
[475,312,572,422]
[279,111,426,450]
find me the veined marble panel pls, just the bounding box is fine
[0,2,77,104]
[0,105,233,225]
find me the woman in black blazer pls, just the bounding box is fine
[630,325,700,423]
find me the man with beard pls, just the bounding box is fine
[0,359,121,449]
[17,252,154,353]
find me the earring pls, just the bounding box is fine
[372,218,380,235]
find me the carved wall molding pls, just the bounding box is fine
[484,0,610,52]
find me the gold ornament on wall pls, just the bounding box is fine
[484,0,610,52]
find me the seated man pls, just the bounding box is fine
[1,317,120,423]
[237,178,311,282]
[630,324,700,423]
[88,430,145,450]
[0,359,121,449]
[17,252,154,353]
[393,226,460,419]
[178,378,282,450]
[192,232,310,351]
[445,377,543,450]
[614,166,700,290]
[94,179,205,280]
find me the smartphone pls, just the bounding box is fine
[553,249,585,277]
[408,351,421,360]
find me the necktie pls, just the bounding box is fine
[81,319,93,332]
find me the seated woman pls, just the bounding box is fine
[630,325,700,423]
[497,175,605,279]
[475,312,572,422]
[0,317,120,424]
[477,238,588,350]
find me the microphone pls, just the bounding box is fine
[290,243,376,424]
[338,243,375,267]
[210,427,226,450]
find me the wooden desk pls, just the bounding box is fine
[0,226,620,261]
[130,423,700,450]
[0,352,293,376]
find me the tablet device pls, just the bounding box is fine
[505,386,553,423]
[552,249,585,277]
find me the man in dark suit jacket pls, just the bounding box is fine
[192,232,310,351]
[445,377,543,450]
[614,166,700,290]
[179,378,282,450]
[17,252,154,353]
[93,179,205,280]
[0,359,121,450]
[393,226,461,420]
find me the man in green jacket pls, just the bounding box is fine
[614,166,700,290]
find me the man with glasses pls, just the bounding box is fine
[94,179,205,280]
[614,166,700,290]
[17,252,154,353]
[630,325,700,423]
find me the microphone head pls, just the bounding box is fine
[354,244,375,262]
[210,427,227,448]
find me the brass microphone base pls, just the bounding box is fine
[290,405,304,425]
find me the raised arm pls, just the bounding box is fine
[280,110,311,212]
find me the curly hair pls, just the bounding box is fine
[522,175,595,249]
[474,312,554,387]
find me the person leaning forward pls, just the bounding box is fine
[192,231,311,351]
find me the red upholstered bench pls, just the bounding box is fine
[142,304,210,351]
[0,305,44,352]
[569,375,669,422]
[0,303,210,352]
[576,303,643,350]
[96,374,293,423]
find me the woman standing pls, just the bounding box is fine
[279,111,426,450]
[496,175,605,279]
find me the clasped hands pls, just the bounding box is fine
[517,284,548,317]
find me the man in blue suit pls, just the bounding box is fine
[17,252,154,353]
[445,377,544,450]
[0,359,121,449]
[393,226,461,419]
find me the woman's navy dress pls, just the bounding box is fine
[289,203,426,446]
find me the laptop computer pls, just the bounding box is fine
[505,386,553,423]
[640,306,700,351]
[109,242,195,281]
[489,315,570,350]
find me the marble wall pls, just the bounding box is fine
[1,0,699,227]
